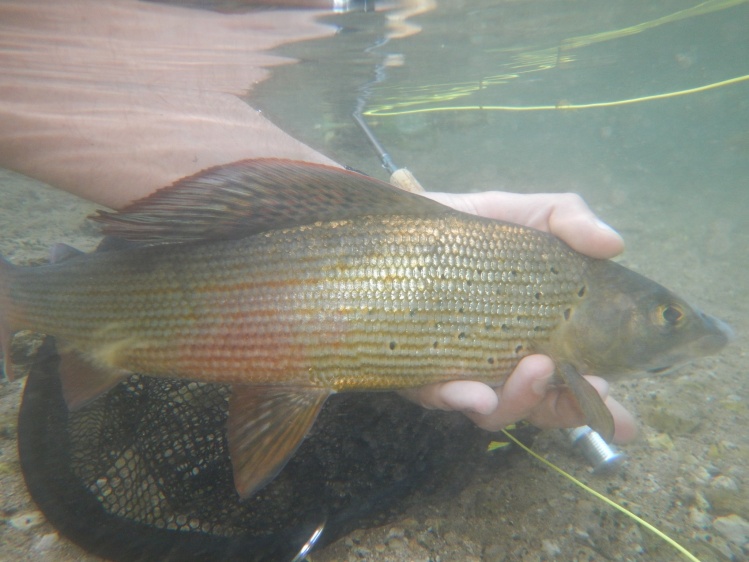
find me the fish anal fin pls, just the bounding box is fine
[556,363,615,442]
[59,350,128,411]
[228,385,330,500]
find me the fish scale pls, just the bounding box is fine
[6,213,582,391]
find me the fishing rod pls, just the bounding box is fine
[352,109,426,194]
[350,19,427,195]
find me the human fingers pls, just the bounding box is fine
[425,191,624,260]
[461,354,556,431]
[398,380,499,416]
[510,373,638,444]
[449,357,638,444]
[398,355,555,428]
[607,396,638,444]
[397,351,638,442]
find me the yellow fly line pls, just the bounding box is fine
[364,0,749,118]
[560,0,747,51]
[364,74,749,116]
[500,429,703,562]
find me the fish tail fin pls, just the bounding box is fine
[0,255,18,381]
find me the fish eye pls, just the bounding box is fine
[659,303,684,326]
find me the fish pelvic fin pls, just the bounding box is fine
[92,159,449,244]
[0,256,17,381]
[228,385,331,500]
[556,363,615,443]
[59,349,128,410]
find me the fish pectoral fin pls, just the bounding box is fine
[228,385,331,500]
[556,363,615,443]
[59,350,128,411]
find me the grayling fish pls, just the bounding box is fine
[0,159,732,498]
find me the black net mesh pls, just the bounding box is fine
[18,337,525,561]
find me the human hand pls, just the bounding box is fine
[400,191,637,444]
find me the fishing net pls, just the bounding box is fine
[17,337,523,561]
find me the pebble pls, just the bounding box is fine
[401,518,420,530]
[9,511,45,530]
[705,475,749,517]
[352,546,372,558]
[689,506,712,530]
[646,432,675,450]
[713,514,749,547]
[573,527,592,545]
[483,543,504,560]
[691,465,713,486]
[694,491,712,511]
[33,533,60,552]
[388,537,407,551]
[443,530,459,545]
[541,539,561,556]
[387,526,405,541]
[699,532,740,560]
[641,402,701,435]
[711,475,739,493]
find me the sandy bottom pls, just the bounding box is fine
[0,165,747,562]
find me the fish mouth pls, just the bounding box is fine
[696,312,735,353]
[710,315,735,343]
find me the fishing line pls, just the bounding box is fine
[500,429,703,562]
[364,74,749,117]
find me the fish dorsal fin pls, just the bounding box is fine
[93,159,448,244]
[227,385,331,499]
[556,363,615,442]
